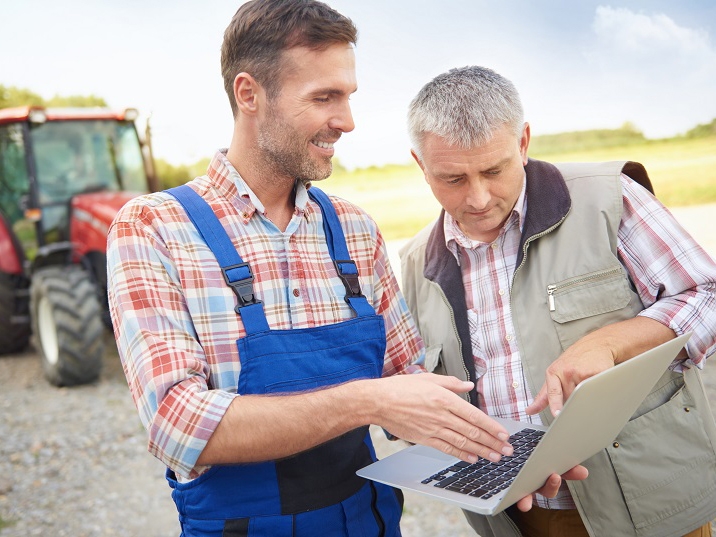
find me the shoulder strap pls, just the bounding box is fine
[165,185,270,333]
[308,187,375,317]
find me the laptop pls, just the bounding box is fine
[357,333,691,515]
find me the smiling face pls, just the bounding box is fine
[257,43,357,183]
[414,123,530,243]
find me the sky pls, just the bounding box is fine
[2,0,715,169]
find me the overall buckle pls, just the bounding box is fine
[221,262,262,308]
[333,259,364,301]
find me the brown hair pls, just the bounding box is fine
[221,0,358,117]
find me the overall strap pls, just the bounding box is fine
[165,185,270,333]
[307,187,375,317]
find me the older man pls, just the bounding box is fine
[400,65,716,537]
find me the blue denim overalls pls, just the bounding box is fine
[164,185,403,536]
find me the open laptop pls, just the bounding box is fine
[357,333,691,515]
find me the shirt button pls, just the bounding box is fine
[491,243,498,249]
[292,289,300,297]
[498,289,505,296]
[512,381,520,389]
[506,334,513,341]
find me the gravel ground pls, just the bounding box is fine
[0,332,474,537]
[2,203,715,537]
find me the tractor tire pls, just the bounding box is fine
[0,272,31,354]
[30,266,104,386]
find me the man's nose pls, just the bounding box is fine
[329,100,355,133]
[466,179,490,209]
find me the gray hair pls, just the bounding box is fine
[408,66,524,158]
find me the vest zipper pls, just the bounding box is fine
[512,215,568,286]
[546,266,622,312]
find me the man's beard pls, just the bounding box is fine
[257,109,336,184]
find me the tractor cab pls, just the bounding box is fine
[0,106,157,386]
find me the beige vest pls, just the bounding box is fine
[399,160,716,537]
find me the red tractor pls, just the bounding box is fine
[0,106,158,386]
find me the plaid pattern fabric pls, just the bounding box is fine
[107,150,424,479]
[445,174,716,508]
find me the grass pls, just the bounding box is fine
[0,515,16,531]
[325,135,716,241]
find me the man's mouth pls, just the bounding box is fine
[311,140,335,150]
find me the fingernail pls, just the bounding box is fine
[554,409,561,417]
[498,432,509,441]
[467,454,477,463]
[488,452,501,462]
[502,445,514,456]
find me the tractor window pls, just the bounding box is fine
[115,122,147,192]
[29,119,149,206]
[0,124,30,226]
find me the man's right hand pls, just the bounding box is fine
[363,373,514,463]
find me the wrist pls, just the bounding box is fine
[346,377,381,427]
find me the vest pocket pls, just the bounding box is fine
[605,375,716,532]
[547,267,636,349]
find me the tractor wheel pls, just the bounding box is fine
[0,272,31,354]
[30,266,104,386]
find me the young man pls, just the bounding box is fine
[400,65,716,537]
[107,4,578,536]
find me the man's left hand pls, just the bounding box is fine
[515,466,590,511]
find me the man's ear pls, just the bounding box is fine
[411,149,425,172]
[233,72,262,115]
[519,122,531,165]
[411,149,430,184]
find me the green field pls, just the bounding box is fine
[326,134,716,241]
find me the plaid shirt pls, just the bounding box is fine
[445,173,716,508]
[107,150,424,479]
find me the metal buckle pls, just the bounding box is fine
[221,262,262,308]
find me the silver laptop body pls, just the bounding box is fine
[357,333,691,515]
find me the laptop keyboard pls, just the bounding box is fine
[420,428,545,500]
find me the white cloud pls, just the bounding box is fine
[582,6,716,138]
[593,6,713,56]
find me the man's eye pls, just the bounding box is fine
[486,170,501,176]
[447,177,463,185]
[314,97,330,103]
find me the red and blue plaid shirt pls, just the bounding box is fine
[107,150,424,479]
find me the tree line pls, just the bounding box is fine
[0,84,107,109]
[2,83,714,189]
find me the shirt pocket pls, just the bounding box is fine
[547,265,634,349]
[605,374,716,533]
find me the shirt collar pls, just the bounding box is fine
[206,149,309,224]
[444,173,528,259]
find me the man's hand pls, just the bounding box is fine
[526,318,678,418]
[367,373,514,463]
[525,342,615,417]
[515,466,590,511]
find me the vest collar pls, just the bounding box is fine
[516,158,572,267]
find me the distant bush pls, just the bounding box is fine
[685,118,716,139]
[0,84,107,109]
[155,157,211,189]
[530,122,647,156]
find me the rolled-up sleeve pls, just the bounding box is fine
[107,204,236,479]
[618,175,716,366]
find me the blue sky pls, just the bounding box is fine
[2,1,715,169]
